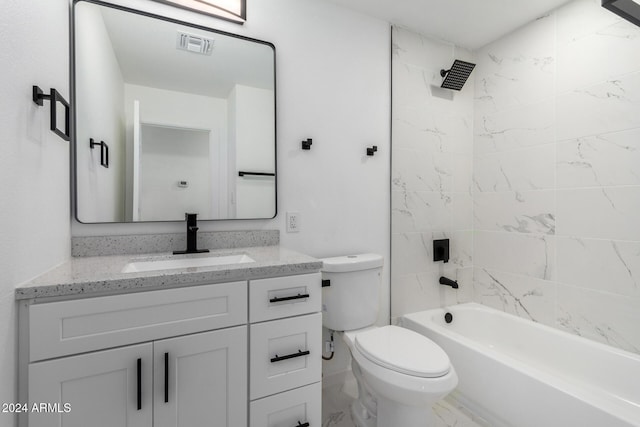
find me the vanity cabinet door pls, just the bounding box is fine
[28,343,153,427]
[153,326,247,427]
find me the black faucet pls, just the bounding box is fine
[173,213,209,255]
[439,276,459,289]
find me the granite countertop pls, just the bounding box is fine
[16,246,322,301]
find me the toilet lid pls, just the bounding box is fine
[354,325,450,378]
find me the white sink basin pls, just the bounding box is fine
[121,253,255,273]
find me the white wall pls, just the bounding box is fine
[0,0,71,425]
[227,85,238,218]
[230,84,276,218]
[123,83,228,220]
[472,0,640,355]
[139,125,212,220]
[72,0,391,377]
[0,0,390,418]
[75,4,126,223]
[391,27,475,321]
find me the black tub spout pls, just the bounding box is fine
[439,276,459,289]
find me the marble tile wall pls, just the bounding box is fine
[473,0,640,354]
[391,27,475,319]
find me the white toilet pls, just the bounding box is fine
[321,254,458,427]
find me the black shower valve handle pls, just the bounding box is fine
[433,239,450,263]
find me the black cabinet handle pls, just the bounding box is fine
[137,358,142,410]
[164,352,169,403]
[296,423,310,427]
[269,293,310,303]
[270,350,310,363]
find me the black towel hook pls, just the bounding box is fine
[301,138,313,150]
[366,145,378,156]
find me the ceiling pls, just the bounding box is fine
[96,4,273,98]
[320,0,573,50]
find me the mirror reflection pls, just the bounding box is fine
[74,1,276,223]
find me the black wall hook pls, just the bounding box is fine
[301,138,313,150]
[89,138,109,168]
[366,145,378,156]
[32,85,70,142]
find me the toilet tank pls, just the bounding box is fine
[321,253,383,331]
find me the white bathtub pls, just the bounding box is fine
[401,303,640,427]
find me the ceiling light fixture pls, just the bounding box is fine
[152,0,246,24]
[602,0,640,27]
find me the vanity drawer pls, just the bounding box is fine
[250,313,322,400]
[250,382,321,427]
[249,273,321,323]
[29,281,247,362]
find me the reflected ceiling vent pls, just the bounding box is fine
[440,59,476,91]
[176,31,214,55]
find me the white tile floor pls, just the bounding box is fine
[322,373,488,427]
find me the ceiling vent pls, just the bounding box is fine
[176,32,214,55]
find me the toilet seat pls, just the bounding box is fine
[355,325,450,378]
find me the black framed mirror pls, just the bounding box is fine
[72,0,276,223]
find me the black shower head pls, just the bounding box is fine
[440,59,476,91]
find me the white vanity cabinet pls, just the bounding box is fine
[20,281,248,427]
[248,273,322,427]
[19,271,322,427]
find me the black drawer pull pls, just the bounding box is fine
[164,352,169,403]
[269,293,310,303]
[136,358,142,410]
[270,349,310,363]
[296,422,310,427]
